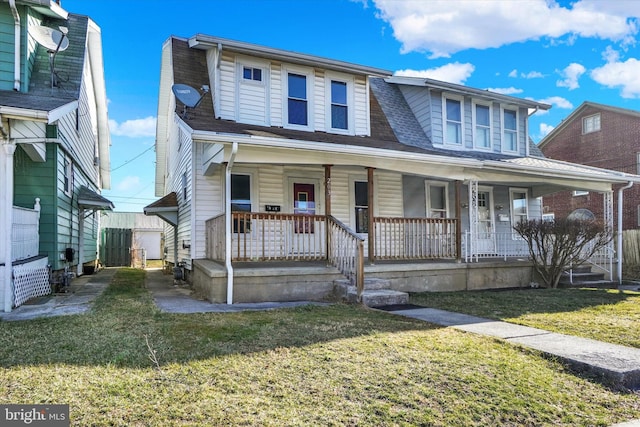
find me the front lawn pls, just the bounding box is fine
[0,269,638,426]
[410,287,640,348]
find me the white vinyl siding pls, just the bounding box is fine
[218,51,237,120]
[236,58,269,125]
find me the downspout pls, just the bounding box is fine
[617,181,633,284]
[225,142,238,304]
[9,0,21,91]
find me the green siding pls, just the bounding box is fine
[0,2,15,90]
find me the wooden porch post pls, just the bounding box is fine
[324,165,332,262]
[367,167,375,263]
[455,180,462,262]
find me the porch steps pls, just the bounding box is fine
[559,266,615,288]
[333,278,409,307]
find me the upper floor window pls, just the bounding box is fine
[444,97,463,145]
[474,103,491,149]
[330,80,348,130]
[583,113,601,134]
[510,188,528,225]
[503,108,518,152]
[243,66,262,82]
[182,172,188,201]
[287,72,308,126]
[426,182,449,218]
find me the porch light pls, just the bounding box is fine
[495,204,504,211]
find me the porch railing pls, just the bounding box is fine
[207,212,327,261]
[463,231,530,262]
[12,199,41,262]
[328,216,364,296]
[374,217,458,260]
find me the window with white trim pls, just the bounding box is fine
[354,181,368,233]
[582,113,601,134]
[444,96,463,145]
[63,156,73,196]
[636,152,640,174]
[182,172,188,202]
[286,72,309,127]
[510,188,528,225]
[503,108,518,152]
[242,66,262,82]
[231,174,252,233]
[474,103,491,149]
[330,80,348,130]
[426,181,449,218]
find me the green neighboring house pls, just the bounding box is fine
[0,0,112,312]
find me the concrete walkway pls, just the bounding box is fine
[386,306,640,391]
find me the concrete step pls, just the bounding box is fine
[333,277,408,306]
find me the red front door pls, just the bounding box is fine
[294,183,315,234]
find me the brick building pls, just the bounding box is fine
[539,101,640,230]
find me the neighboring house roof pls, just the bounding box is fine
[77,185,114,211]
[144,192,178,226]
[0,13,111,188]
[537,101,640,149]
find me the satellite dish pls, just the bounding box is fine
[31,25,69,52]
[31,25,69,89]
[172,84,209,119]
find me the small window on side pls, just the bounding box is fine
[582,113,601,134]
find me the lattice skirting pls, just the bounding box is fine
[13,264,51,308]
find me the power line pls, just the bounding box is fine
[111,145,155,172]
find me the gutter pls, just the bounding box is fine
[617,181,634,284]
[225,142,238,304]
[9,0,20,91]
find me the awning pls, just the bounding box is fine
[78,185,114,211]
[143,192,178,226]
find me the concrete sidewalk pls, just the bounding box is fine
[386,306,640,391]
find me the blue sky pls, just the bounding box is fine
[59,0,640,212]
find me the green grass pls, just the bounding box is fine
[1,269,639,426]
[410,287,640,348]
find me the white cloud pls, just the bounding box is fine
[556,63,586,89]
[394,62,475,84]
[485,87,523,95]
[116,176,141,192]
[591,57,640,98]
[371,0,639,58]
[539,123,555,138]
[508,69,518,78]
[109,116,157,137]
[538,96,573,109]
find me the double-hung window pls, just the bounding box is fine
[287,72,308,126]
[426,182,448,218]
[354,181,368,233]
[63,156,73,196]
[582,113,601,134]
[510,189,528,226]
[231,174,252,233]
[474,103,491,149]
[503,108,518,152]
[330,80,348,130]
[445,97,462,145]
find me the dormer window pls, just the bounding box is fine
[243,67,262,82]
[331,80,348,130]
[503,108,518,152]
[474,103,491,150]
[287,72,309,127]
[444,96,463,145]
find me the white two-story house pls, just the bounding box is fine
[147,34,639,305]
